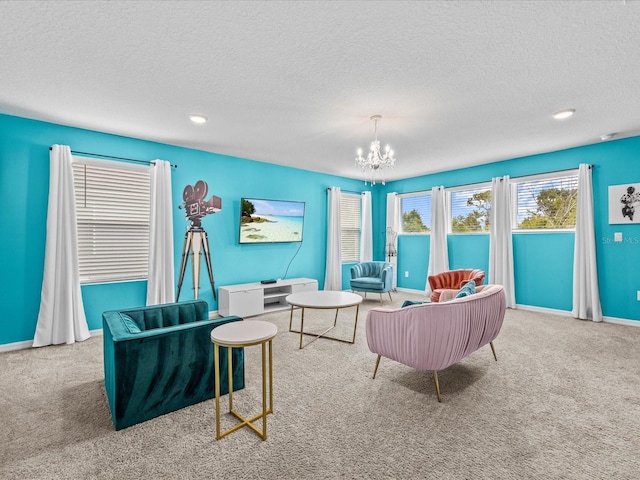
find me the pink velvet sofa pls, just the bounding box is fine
[365,284,506,402]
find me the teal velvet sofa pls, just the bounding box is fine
[102,300,244,430]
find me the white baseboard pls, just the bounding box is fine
[395,287,430,296]
[0,327,104,353]
[0,339,32,353]
[515,304,640,327]
[514,304,574,317]
[602,316,640,327]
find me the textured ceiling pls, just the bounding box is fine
[1,1,640,182]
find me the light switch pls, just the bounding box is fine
[614,232,623,242]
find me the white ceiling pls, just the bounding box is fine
[1,1,640,182]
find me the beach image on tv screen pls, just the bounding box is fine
[240,198,305,243]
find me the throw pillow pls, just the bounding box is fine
[455,280,476,299]
[120,313,142,334]
[401,300,426,308]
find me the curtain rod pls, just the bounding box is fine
[438,165,590,190]
[49,147,178,168]
[326,187,363,195]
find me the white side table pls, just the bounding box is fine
[210,320,277,440]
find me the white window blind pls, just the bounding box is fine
[450,185,491,233]
[72,157,151,284]
[340,193,361,262]
[513,172,578,230]
[400,192,431,233]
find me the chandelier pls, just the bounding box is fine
[355,115,396,185]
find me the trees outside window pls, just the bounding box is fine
[400,193,431,233]
[451,188,491,233]
[403,208,430,232]
[515,175,578,230]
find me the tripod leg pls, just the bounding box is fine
[176,231,192,301]
[201,230,217,301]
[191,232,203,300]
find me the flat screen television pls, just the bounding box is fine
[239,197,305,244]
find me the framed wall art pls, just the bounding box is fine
[608,183,640,224]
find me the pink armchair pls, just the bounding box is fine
[428,268,485,303]
[366,284,506,402]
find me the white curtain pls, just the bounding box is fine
[426,186,449,293]
[33,145,90,347]
[360,191,373,262]
[146,160,175,306]
[386,192,400,289]
[324,187,342,290]
[489,175,516,308]
[572,164,602,322]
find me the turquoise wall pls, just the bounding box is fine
[2,112,639,346]
[0,114,368,345]
[386,137,640,322]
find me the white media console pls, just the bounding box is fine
[218,278,318,317]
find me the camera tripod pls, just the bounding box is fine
[176,225,217,301]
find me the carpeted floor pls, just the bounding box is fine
[1,292,639,479]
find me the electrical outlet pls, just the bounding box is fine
[615,232,623,242]
[404,271,409,278]
[637,290,640,301]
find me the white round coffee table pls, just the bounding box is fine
[210,320,277,440]
[286,290,363,349]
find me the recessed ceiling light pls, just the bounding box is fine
[553,109,576,120]
[189,114,208,124]
[600,133,616,141]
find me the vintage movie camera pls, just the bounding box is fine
[179,180,221,228]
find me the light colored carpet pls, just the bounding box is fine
[1,293,639,480]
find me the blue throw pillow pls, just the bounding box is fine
[120,313,141,333]
[401,300,426,308]
[455,280,476,299]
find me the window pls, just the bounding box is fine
[340,192,361,262]
[400,192,431,233]
[513,171,578,230]
[72,157,151,283]
[450,185,491,233]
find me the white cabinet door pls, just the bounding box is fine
[227,287,263,317]
[290,280,318,294]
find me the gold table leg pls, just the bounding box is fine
[214,343,221,439]
[288,304,294,331]
[299,307,305,349]
[290,304,360,349]
[351,304,360,344]
[214,339,274,441]
[262,341,267,440]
